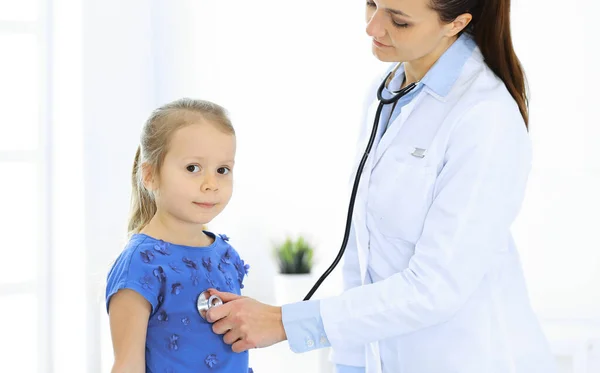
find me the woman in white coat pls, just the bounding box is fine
[206,0,558,371]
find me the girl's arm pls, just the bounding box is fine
[108,289,151,373]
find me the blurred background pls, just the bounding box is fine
[0,0,599,372]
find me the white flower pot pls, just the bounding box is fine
[273,273,315,306]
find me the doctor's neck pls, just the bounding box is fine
[401,35,457,88]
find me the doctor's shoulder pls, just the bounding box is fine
[445,67,529,141]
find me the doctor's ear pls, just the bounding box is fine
[141,162,159,192]
[443,13,473,37]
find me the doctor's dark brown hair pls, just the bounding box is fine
[430,0,529,128]
[128,98,235,235]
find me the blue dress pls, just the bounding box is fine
[106,231,253,373]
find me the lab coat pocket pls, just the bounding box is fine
[367,155,436,243]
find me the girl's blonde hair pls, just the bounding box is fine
[128,98,235,235]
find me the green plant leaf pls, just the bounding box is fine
[273,236,315,274]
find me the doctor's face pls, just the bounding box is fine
[365,0,459,63]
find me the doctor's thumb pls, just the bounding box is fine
[207,288,244,303]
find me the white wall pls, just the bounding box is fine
[510,0,600,321]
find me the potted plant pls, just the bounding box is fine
[273,236,315,305]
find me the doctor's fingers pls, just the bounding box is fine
[223,327,245,345]
[206,301,232,324]
[232,338,256,353]
[211,313,236,335]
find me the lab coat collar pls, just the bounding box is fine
[421,33,477,98]
[387,33,477,100]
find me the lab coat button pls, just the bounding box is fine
[306,339,314,348]
[319,336,328,345]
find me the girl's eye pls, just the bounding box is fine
[186,165,201,173]
[217,167,231,175]
[366,1,376,7]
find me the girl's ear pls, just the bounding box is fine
[141,162,158,192]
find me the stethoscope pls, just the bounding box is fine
[197,66,418,319]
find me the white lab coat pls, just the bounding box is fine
[320,47,557,373]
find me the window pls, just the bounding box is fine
[0,0,50,372]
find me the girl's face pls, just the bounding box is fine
[365,0,468,63]
[145,121,236,226]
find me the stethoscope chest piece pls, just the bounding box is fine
[197,290,223,320]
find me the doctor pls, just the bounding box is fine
[207,0,558,372]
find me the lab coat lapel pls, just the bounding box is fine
[373,92,425,165]
[353,98,380,284]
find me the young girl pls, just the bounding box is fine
[105,98,252,373]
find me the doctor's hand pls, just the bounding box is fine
[206,289,287,353]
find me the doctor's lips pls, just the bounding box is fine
[373,39,391,48]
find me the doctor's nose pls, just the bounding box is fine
[366,10,386,39]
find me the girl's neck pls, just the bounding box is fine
[140,211,213,247]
